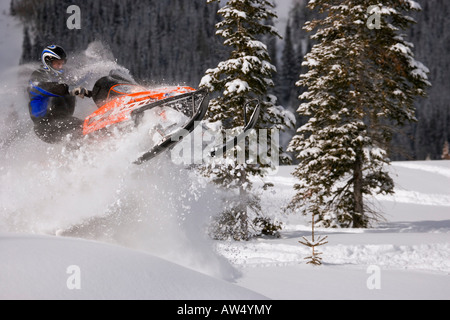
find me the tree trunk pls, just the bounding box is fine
[352,153,365,228]
[237,167,249,240]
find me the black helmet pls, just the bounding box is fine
[41,45,67,74]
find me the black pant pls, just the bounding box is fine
[34,117,84,144]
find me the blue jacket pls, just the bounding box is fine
[28,69,75,122]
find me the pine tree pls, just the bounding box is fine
[298,212,328,266]
[20,27,33,64]
[280,0,315,163]
[287,0,430,228]
[442,141,450,160]
[200,0,294,240]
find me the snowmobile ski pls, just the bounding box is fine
[133,88,210,164]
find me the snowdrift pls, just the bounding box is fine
[0,233,267,300]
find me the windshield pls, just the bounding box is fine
[110,84,146,95]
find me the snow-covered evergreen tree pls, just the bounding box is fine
[20,27,33,64]
[200,0,294,240]
[287,0,430,228]
[442,141,450,160]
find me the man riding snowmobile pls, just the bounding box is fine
[28,45,89,143]
[26,46,258,164]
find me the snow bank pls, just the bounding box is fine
[220,161,450,300]
[0,233,267,300]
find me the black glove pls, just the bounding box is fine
[70,87,89,98]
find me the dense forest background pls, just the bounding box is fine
[10,0,450,161]
[11,0,225,85]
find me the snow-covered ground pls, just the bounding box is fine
[1,161,449,300]
[0,233,266,300]
[219,163,450,300]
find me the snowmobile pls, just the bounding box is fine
[80,71,261,164]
